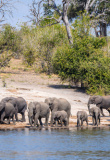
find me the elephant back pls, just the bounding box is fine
[16,97,27,112]
[0,102,5,112]
[4,102,15,117]
[55,110,67,119]
[1,97,16,105]
[58,98,71,111]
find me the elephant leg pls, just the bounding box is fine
[100,108,105,116]
[21,112,26,122]
[60,118,63,127]
[92,116,95,126]
[77,119,80,127]
[86,118,88,126]
[34,114,39,127]
[65,115,69,127]
[106,109,110,116]
[67,110,70,125]
[15,113,18,121]
[45,113,49,127]
[7,117,10,124]
[39,117,43,126]
[51,113,54,127]
[95,115,98,126]
[98,115,100,125]
[64,120,67,126]
[12,115,15,125]
[1,112,5,123]
[29,117,33,126]
[81,119,83,126]
[55,120,58,127]
[45,117,48,126]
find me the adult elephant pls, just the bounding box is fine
[88,95,110,116]
[0,102,16,124]
[28,102,50,127]
[45,97,71,126]
[1,97,27,121]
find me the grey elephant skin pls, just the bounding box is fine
[89,107,101,126]
[45,97,71,126]
[0,102,16,124]
[52,110,68,127]
[1,97,27,121]
[88,95,110,116]
[77,111,88,127]
[28,102,50,127]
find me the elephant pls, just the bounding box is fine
[0,102,5,120]
[0,102,16,124]
[88,95,110,116]
[45,97,71,126]
[52,110,68,127]
[1,97,27,121]
[28,101,50,127]
[77,111,88,127]
[89,107,101,126]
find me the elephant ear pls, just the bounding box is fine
[94,96,102,105]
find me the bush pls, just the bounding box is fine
[20,24,68,72]
[0,24,21,69]
[53,15,109,95]
[1,24,21,52]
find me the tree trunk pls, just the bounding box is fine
[63,15,73,45]
[102,23,107,37]
[94,27,99,37]
[100,23,107,37]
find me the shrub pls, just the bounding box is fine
[20,24,68,72]
[53,15,109,95]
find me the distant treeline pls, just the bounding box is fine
[0,15,110,95]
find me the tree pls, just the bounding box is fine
[28,0,74,45]
[0,1,17,69]
[53,16,108,94]
[68,0,110,37]
[0,0,14,24]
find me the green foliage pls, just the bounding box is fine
[23,46,35,66]
[0,50,13,68]
[0,24,21,68]
[0,24,21,52]
[20,24,67,72]
[53,15,109,95]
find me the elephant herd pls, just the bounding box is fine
[77,95,110,127]
[0,97,27,124]
[0,95,110,127]
[28,98,71,127]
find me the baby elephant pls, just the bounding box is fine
[52,110,68,127]
[77,111,88,127]
[89,107,101,126]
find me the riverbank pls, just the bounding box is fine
[0,59,110,129]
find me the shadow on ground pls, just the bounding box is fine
[48,84,86,93]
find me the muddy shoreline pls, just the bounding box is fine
[0,115,110,130]
[0,60,110,130]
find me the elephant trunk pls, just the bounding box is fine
[29,116,33,126]
[28,110,33,126]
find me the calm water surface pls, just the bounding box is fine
[0,127,110,160]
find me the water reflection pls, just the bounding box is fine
[0,127,110,160]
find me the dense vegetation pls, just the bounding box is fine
[0,15,109,95]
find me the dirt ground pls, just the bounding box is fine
[0,59,110,129]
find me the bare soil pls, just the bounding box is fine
[0,59,110,129]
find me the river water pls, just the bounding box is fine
[0,127,110,160]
